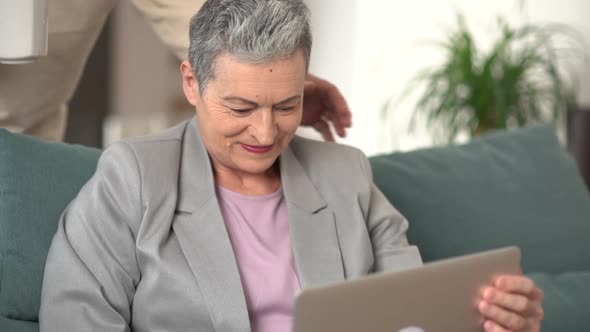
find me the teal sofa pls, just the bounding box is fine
[1,126,589,331]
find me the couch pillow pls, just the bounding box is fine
[528,271,590,331]
[0,315,38,332]
[370,126,590,274]
[0,129,100,322]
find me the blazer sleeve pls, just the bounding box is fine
[129,0,207,61]
[39,142,142,331]
[357,150,423,273]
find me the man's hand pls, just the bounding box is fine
[302,74,352,142]
[478,275,544,332]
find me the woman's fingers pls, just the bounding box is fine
[478,275,545,331]
[483,320,510,332]
[493,275,542,299]
[478,300,529,331]
[480,287,544,320]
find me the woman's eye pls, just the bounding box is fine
[230,108,254,114]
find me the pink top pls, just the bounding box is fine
[216,185,301,332]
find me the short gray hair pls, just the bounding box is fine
[188,0,312,94]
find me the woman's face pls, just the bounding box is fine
[181,49,305,177]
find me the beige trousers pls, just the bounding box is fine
[0,0,202,142]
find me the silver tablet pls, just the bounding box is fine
[293,246,521,332]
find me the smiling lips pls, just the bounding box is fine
[240,143,274,154]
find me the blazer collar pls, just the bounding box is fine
[176,118,217,213]
[279,139,328,213]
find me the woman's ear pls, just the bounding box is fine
[180,60,200,106]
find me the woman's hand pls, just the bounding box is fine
[302,74,352,142]
[478,275,544,332]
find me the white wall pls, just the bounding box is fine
[306,0,590,155]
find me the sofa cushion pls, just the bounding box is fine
[0,315,38,332]
[370,126,590,274]
[0,316,39,332]
[0,129,100,322]
[528,271,590,331]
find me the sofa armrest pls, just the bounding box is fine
[527,271,590,332]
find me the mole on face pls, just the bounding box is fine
[269,69,273,73]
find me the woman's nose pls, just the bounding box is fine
[250,109,277,145]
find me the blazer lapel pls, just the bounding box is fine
[174,119,250,331]
[280,145,345,288]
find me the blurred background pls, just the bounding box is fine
[64,0,590,159]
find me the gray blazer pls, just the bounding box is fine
[40,118,422,332]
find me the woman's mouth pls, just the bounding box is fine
[240,143,274,154]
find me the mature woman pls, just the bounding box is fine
[40,1,544,331]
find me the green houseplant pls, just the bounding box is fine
[391,14,586,143]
